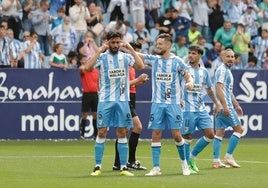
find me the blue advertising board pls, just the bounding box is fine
[0,69,267,139]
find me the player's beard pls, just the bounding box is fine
[226,60,233,68]
[109,47,119,54]
[155,48,165,55]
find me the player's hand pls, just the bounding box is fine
[99,41,108,53]
[222,107,230,116]
[138,73,149,84]
[235,105,243,117]
[185,82,194,90]
[214,103,220,116]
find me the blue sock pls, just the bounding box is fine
[227,133,241,155]
[184,140,191,164]
[152,142,161,167]
[213,136,222,159]
[176,140,186,160]
[191,136,211,157]
[118,137,128,168]
[95,137,106,165]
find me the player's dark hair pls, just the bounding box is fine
[188,45,204,55]
[106,31,122,40]
[157,33,172,43]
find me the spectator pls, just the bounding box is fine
[0,25,15,68]
[32,0,51,56]
[69,0,91,47]
[204,41,222,68]
[232,22,250,68]
[50,16,76,56]
[171,8,190,41]
[67,50,78,68]
[257,0,268,29]
[208,0,225,38]
[214,20,236,49]
[49,43,68,70]
[231,53,241,69]
[226,0,246,28]
[133,21,151,53]
[87,1,104,46]
[22,0,40,32]
[102,20,126,40]
[188,22,201,45]
[1,0,23,39]
[240,3,259,40]
[0,19,8,35]
[107,0,128,21]
[129,0,145,27]
[171,35,188,58]
[245,55,261,69]
[250,28,268,68]
[6,28,23,68]
[18,31,31,68]
[192,0,211,42]
[23,31,44,69]
[51,7,66,30]
[155,8,173,35]
[173,0,193,24]
[49,0,66,18]
[122,21,134,43]
[76,30,98,61]
[144,0,159,31]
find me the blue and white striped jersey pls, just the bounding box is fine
[23,40,42,69]
[94,51,135,102]
[0,37,13,66]
[144,54,188,104]
[182,66,212,112]
[215,64,234,109]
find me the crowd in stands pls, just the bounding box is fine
[1,0,268,70]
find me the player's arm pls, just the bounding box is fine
[130,73,149,86]
[78,64,86,75]
[183,72,194,90]
[206,87,220,115]
[122,42,145,70]
[232,93,243,116]
[85,41,108,70]
[216,82,229,116]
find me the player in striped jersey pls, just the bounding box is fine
[181,45,220,173]
[86,31,144,176]
[139,33,194,176]
[213,49,244,168]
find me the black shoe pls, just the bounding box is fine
[113,165,133,171]
[127,160,147,170]
[112,165,120,171]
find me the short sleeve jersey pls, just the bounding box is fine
[215,64,234,109]
[143,54,188,104]
[182,66,212,112]
[94,51,135,102]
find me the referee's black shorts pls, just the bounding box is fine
[81,92,98,112]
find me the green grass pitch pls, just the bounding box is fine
[0,139,267,188]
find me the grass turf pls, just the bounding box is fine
[0,139,267,188]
